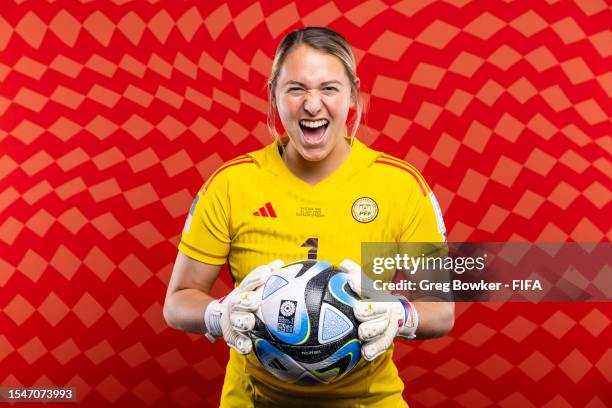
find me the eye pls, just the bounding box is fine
[287,87,304,93]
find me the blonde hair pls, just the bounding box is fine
[267,27,365,144]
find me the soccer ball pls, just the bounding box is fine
[251,260,362,385]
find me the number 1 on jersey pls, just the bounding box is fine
[301,238,318,260]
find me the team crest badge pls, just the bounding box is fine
[351,197,378,223]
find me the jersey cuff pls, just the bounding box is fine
[178,241,227,265]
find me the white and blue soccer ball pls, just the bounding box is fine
[251,260,362,385]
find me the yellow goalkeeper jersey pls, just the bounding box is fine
[179,138,446,407]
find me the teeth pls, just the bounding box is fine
[300,119,328,128]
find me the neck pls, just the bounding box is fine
[283,138,352,186]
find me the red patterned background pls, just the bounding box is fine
[0,0,610,406]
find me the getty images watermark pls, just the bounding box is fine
[361,242,611,302]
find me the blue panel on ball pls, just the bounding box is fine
[332,338,361,373]
[262,275,289,300]
[310,338,362,383]
[254,338,284,362]
[319,303,352,344]
[328,273,358,307]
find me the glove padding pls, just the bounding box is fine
[205,260,284,354]
[339,259,419,361]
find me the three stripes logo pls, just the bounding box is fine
[253,202,277,218]
[268,358,287,371]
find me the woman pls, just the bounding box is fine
[164,27,454,407]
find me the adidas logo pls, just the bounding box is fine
[268,358,287,371]
[253,202,277,218]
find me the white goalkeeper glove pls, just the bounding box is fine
[204,260,284,354]
[339,259,419,361]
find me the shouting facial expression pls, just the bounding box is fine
[275,45,356,165]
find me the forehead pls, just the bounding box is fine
[278,44,348,85]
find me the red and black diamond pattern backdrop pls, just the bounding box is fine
[0,0,611,406]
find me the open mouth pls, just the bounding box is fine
[299,119,329,145]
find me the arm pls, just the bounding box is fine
[402,244,455,339]
[412,301,454,339]
[164,251,284,353]
[163,251,223,335]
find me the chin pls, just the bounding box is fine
[298,146,330,162]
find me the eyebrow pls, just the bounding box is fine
[283,80,343,87]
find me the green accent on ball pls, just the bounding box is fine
[314,367,340,378]
[312,338,361,378]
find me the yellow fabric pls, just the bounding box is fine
[178,138,445,406]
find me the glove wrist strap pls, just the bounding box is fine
[396,296,419,339]
[204,298,224,342]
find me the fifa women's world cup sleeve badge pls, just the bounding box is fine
[183,195,199,233]
[428,192,447,241]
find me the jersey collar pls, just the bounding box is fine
[250,137,379,193]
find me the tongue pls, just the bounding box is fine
[301,125,326,144]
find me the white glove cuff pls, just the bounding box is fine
[397,297,419,340]
[204,298,224,341]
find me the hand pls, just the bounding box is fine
[204,260,284,354]
[339,259,419,361]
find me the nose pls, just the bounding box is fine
[303,91,322,115]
